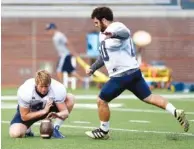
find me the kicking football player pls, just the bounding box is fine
[9,70,75,139]
[85,7,189,139]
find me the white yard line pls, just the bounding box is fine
[1,103,123,109]
[1,94,194,101]
[1,121,193,137]
[1,103,194,115]
[129,120,151,123]
[112,108,194,115]
[72,121,91,124]
[74,103,123,109]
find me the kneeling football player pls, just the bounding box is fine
[9,70,75,139]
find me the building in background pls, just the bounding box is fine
[2,0,194,92]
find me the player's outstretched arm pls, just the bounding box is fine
[48,102,69,120]
[104,26,130,40]
[88,56,104,75]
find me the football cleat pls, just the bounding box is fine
[85,128,109,139]
[25,131,34,137]
[175,109,189,132]
[52,126,65,139]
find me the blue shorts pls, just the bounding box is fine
[99,69,151,102]
[10,103,59,128]
[57,55,75,74]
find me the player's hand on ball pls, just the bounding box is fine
[86,68,93,76]
[47,112,64,120]
[44,99,53,113]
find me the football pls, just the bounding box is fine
[40,118,53,139]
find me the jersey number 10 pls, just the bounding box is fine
[129,39,136,57]
[100,41,109,61]
[100,39,136,61]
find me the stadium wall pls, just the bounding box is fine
[2,17,194,87]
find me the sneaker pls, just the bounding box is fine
[25,131,34,137]
[52,126,65,139]
[85,128,109,139]
[175,109,189,132]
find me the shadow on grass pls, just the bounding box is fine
[166,134,194,141]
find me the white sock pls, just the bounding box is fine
[165,103,176,116]
[100,121,109,132]
[26,127,31,133]
[54,118,64,130]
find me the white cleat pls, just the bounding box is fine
[85,128,109,139]
[175,109,189,132]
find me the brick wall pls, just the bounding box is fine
[2,17,194,87]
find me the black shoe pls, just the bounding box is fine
[175,109,189,132]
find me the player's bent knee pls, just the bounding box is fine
[9,124,27,138]
[65,112,69,119]
[61,109,69,119]
[66,93,75,105]
[10,131,24,138]
[98,91,113,102]
[143,94,153,103]
[143,94,152,101]
[97,97,108,105]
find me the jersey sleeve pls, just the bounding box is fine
[90,55,104,73]
[108,23,130,40]
[17,86,30,108]
[52,80,67,103]
[55,89,66,103]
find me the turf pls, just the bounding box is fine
[1,91,194,149]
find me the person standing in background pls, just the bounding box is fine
[46,23,83,84]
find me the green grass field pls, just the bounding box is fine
[1,87,194,149]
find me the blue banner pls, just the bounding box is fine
[181,0,194,9]
[86,32,100,57]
